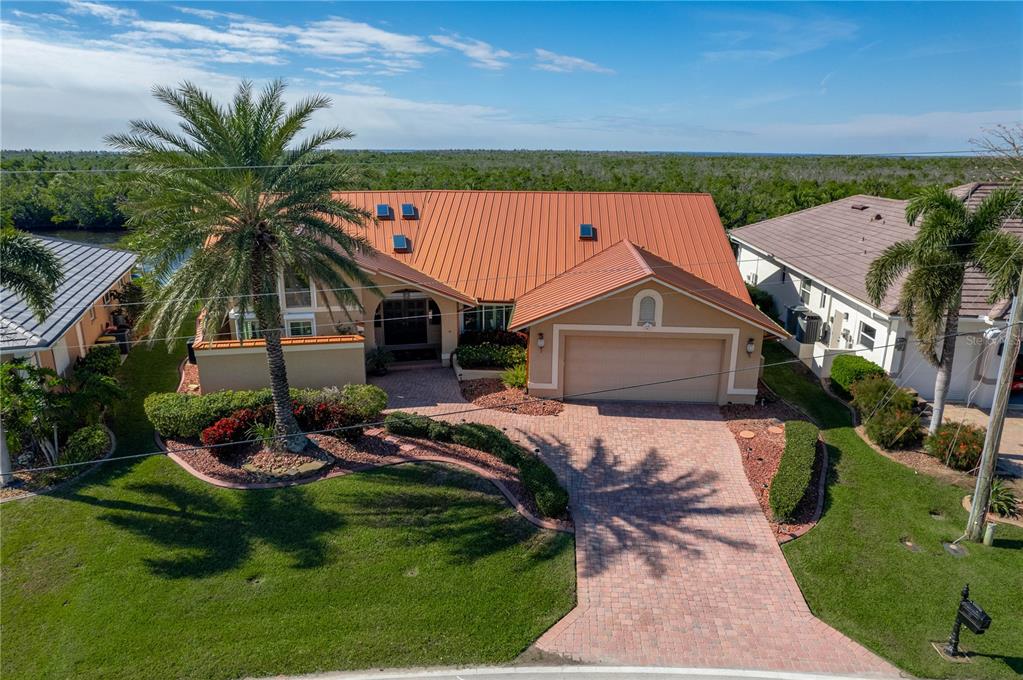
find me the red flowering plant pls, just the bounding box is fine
[200,417,247,458]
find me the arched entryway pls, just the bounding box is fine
[373,289,443,361]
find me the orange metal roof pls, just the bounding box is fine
[195,334,364,351]
[508,240,786,336]
[329,191,749,304]
[355,249,476,305]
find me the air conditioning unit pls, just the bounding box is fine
[785,304,808,334]
[796,313,822,344]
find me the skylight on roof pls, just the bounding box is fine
[400,203,418,220]
[579,223,597,241]
[392,234,411,252]
[376,204,393,220]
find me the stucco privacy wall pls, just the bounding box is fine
[525,280,765,404]
[196,342,366,393]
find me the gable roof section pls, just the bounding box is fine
[1,237,137,351]
[730,195,917,314]
[329,190,748,304]
[508,240,785,337]
[354,249,476,305]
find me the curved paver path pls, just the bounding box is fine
[374,367,899,677]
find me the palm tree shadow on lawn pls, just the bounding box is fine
[66,462,565,579]
[68,480,344,579]
[521,433,758,578]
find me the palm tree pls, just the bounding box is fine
[108,80,373,452]
[0,228,64,320]
[866,186,1022,433]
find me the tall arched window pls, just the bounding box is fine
[632,288,663,326]
[638,296,656,325]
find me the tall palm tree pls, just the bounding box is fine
[866,186,1021,433]
[108,80,373,452]
[0,228,64,320]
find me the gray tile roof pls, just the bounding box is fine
[731,184,1021,319]
[1,237,137,351]
[730,194,915,314]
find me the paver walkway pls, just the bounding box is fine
[373,368,899,677]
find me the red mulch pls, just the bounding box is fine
[165,435,335,484]
[460,378,564,416]
[178,362,201,394]
[721,396,825,542]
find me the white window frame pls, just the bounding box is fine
[285,312,316,338]
[234,313,262,340]
[800,278,812,305]
[858,321,877,350]
[461,304,514,332]
[631,288,663,327]
[280,271,315,310]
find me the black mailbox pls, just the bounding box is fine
[958,599,991,634]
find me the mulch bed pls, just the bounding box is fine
[460,378,564,416]
[1,429,113,501]
[178,361,201,395]
[163,429,571,530]
[721,394,825,542]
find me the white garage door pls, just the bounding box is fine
[562,334,724,402]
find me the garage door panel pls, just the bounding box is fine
[562,335,724,403]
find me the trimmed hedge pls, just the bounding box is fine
[60,425,110,466]
[769,420,819,522]
[829,355,885,399]
[865,407,922,450]
[75,344,121,377]
[454,343,526,369]
[384,412,568,518]
[924,421,985,471]
[746,283,777,321]
[145,384,389,439]
[850,374,916,418]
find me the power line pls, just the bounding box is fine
[9,327,983,476]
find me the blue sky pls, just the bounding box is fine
[1,1,1020,152]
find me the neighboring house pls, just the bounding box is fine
[195,191,785,404]
[730,182,1022,410]
[0,237,138,374]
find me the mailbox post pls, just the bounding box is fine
[944,584,992,658]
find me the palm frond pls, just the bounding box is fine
[0,229,65,320]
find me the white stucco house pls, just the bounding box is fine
[730,182,1022,411]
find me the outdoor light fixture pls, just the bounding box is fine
[536,332,545,349]
[746,338,756,355]
[940,584,991,659]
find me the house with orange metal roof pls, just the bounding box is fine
[730,182,1022,411]
[193,190,786,405]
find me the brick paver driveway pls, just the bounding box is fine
[373,368,898,677]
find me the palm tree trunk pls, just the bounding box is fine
[261,322,309,452]
[929,305,961,434]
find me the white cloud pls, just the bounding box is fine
[701,12,857,62]
[123,19,286,51]
[298,18,436,57]
[65,0,136,25]
[431,34,512,70]
[9,10,73,25]
[338,83,388,96]
[534,48,614,74]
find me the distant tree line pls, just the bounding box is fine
[0,149,996,233]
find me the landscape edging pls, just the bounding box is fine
[0,424,118,504]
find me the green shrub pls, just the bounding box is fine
[383,411,432,438]
[60,425,110,466]
[924,421,986,471]
[519,455,569,517]
[365,347,394,376]
[144,389,273,438]
[457,330,527,347]
[75,344,121,377]
[427,420,455,442]
[452,423,522,466]
[829,355,885,399]
[849,374,899,417]
[769,421,819,522]
[455,343,526,369]
[865,407,922,450]
[339,384,388,421]
[501,363,527,389]
[745,283,777,320]
[989,479,1020,518]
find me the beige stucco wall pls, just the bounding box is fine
[524,280,766,405]
[196,343,366,393]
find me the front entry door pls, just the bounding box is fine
[382,296,428,345]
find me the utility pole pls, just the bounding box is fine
[967,273,1023,541]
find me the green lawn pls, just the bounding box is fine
[1,331,576,680]
[763,342,1023,680]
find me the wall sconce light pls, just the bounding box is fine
[746,338,756,356]
[536,332,545,349]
